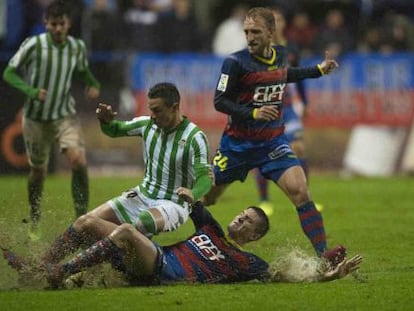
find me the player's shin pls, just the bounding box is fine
[62,237,123,276]
[72,166,89,217]
[28,175,43,224]
[41,225,84,264]
[296,201,327,255]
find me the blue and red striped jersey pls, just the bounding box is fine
[214,45,288,141]
[162,204,269,283]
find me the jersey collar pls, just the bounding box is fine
[46,32,68,48]
[162,116,189,134]
[225,234,243,250]
[253,47,276,65]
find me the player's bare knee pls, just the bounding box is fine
[287,185,310,207]
[117,223,135,236]
[294,191,311,207]
[110,223,135,243]
[65,149,86,168]
[71,157,86,169]
[73,214,96,232]
[30,167,46,180]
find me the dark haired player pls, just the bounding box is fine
[3,0,100,239]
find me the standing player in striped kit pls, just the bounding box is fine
[203,7,345,262]
[24,82,213,268]
[2,1,100,239]
[253,8,311,216]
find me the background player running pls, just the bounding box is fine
[2,0,100,240]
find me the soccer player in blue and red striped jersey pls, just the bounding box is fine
[203,7,343,261]
[43,201,270,286]
[254,8,311,215]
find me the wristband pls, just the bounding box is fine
[252,108,258,119]
[317,64,325,75]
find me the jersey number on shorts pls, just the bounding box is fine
[213,151,228,172]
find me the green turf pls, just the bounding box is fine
[0,174,413,310]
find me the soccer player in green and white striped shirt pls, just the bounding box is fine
[2,1,100,240]
[38,82,213,267]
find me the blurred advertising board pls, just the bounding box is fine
[130,52,414,128]
[130,53,226,130]
[0,58,28,174]
[302,53,414,127]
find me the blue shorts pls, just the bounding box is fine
[124,243,185,286]
[156,246,186,283]
[212,133,300,185]
[283,105,304,143]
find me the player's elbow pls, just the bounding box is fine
[214,99,227,114]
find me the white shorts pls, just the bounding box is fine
[22,115,85,168]
[107,187,190,233]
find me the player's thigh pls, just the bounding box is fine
[88,202,122,224]
[110,224,158,276]
[107,188,189,233]
[22,117,54,167]
[276,165,309,200]
[73,211,120,240]
[260,135,300,181]
[56,115,86,164]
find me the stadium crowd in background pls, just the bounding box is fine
[1,0,414,55]
[2,0,101,240]
[0,1,412,114]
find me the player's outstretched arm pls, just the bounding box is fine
[287,51,339,82]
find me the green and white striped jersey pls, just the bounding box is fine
[101,116,211,206]
[8,33,94,121]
